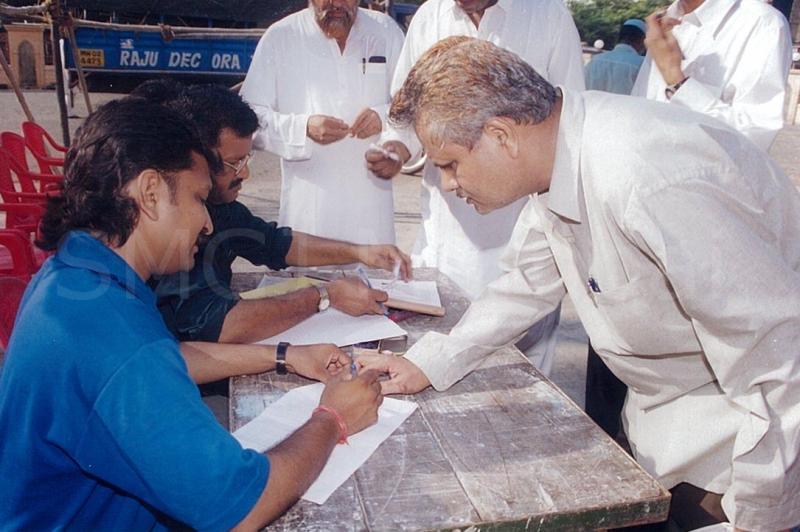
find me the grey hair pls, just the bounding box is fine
[389,36,558,148]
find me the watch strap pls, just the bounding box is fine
[316,284,330,312]
[276,342,290,375]
[665,76,688,100]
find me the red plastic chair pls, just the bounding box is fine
[0,150,55,203]
[0,275,29,352]
[0,202,50,269]
[0,229,38,281]
[1,131,64,176]
[22,121,68,158]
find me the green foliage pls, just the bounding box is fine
[568,0,667,49]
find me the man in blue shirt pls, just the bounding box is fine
[585,19,647,95]
[132,81,412,344]
[0,99,383,529]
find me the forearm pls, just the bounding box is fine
[180,342,276,384]
[233,413,339,529]
[218,287,320,343]
[285,232,359,267]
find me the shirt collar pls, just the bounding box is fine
[669,0,738,33]
[56,231,157,307]
[613,43,639,54]
[450,0,513,20]
[545,87,584,223]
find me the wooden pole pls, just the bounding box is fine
[65,23,91,113]
[0,44,35,123]
[49,2,70,146]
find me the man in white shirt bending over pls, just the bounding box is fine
[585,19,647,95]
[240,1,407,245]
[361,36,800,530]
[370,0,585,375]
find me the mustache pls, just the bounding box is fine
[229,178,244,190]
[317,6,355,27]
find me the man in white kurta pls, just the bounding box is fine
[380,0,585,375]
[363,37,800,528]
[632,0,792,151]
[240,4,404,244]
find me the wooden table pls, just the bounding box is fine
[229,268,670,530]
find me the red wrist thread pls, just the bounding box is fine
[313,405,349,444]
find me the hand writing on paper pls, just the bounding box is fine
[327,277,388,315]
[285,344,350,382]
[356,353,431,395]
[366,140,410,179]
[319,369,384,435]
[349,108,382,139]
[307,115,350,144]
[355,244,412,281]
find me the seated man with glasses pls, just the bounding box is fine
[132,81,411,344]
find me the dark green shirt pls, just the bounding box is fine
[152,201,293,341]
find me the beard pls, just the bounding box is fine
[314,3,356,40]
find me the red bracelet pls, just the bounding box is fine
[312,405,349,444]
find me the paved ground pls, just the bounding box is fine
[3,89,799,407]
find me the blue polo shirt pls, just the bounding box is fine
[0,231,269,530]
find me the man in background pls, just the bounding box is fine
[240,0,407,245]
[633,0,792,151]
[585,19,646,94]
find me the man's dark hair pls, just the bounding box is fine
[131,80,259,148]
[619,24,645,46]
[37,99,217,250]
[128,77,188,105]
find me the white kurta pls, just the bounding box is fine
[383,0,586,299]
[585,43,644,95]
[240,8,404,244]
[405,89,800,529]
[631,0,792,151]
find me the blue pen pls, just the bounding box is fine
[348,350,358,377]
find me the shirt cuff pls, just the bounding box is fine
[669,77,722,115]
[404,331,494,391]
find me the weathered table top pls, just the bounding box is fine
[229,268,670,531]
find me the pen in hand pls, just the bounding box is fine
[355,265,388,315]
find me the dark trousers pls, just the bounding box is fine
[584,343,627,440]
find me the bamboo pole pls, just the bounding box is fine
[65,22,91,113]
[49,2,70,146]
[0,43,35,122]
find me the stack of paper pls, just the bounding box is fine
[233,383,417,504]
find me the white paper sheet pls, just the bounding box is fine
[370,278,442,307]
[254,275,406,347]
[233,383,417,504]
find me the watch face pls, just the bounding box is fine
[317,286,330,311]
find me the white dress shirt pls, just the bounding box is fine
[240,8,404,244]
[631,0,792,151]
[585,43,644,95]
[405,88,800,529]
[384,0,585,299]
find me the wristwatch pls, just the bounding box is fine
[276,342,290,375]
[665,77,688,100]
[316,285,330,312]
